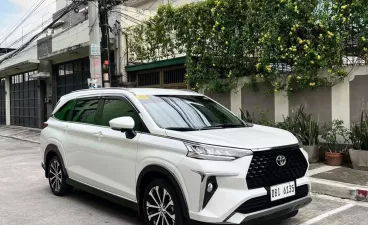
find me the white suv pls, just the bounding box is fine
[40,88,311,225]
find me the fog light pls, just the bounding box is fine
[203,176,218,209]
[207,183,213,192]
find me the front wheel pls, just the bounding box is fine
[142,179,184,225]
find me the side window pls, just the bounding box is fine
[99,98,147,132]
[71,98,99,125]
[54,100,75,121]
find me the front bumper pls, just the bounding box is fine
[177,149,311,224]
[226,196,312,224]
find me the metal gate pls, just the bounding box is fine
[10,72,39,128]
[130,66,187,89]
[0,79,6,125]
[56,58,90,100]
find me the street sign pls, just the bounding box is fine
[90,43,101,56]
[88,78,99,89]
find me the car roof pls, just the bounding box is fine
[62,88,202,99]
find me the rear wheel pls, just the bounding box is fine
[48,156,72,196]
[142,179,184,225]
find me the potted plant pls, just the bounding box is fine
[349,112,368,171]
[277,106,320,163]
[321,119,350,166]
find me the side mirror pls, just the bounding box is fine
[109,117,136,139]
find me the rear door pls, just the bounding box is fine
[65,97,102,183]
[87,96,148,200]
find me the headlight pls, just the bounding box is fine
[185,142,253,161]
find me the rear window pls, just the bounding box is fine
[53,100,75,121]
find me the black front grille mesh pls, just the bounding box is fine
[246,145,308,190]
[236,185,309,214]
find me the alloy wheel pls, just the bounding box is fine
[146,186,176,225]
[49,160,62,193]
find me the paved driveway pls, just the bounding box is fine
[1,136,367,225]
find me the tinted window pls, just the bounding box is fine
[99,98,147,132]
[71,99,99,124]
[54,100,74,121]
[138,95,244,130]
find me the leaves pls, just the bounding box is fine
[350,112,368,151]
[127,0,368,93]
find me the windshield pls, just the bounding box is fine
[138,95,245,131]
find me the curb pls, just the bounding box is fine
[0,135,40,144]
[311,177,368,202]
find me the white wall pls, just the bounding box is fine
[52,20,89,52]
[0,45,38,71]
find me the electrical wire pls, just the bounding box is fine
[0,0,46,46]
[111,11,143,24]
[5,4,76,49]
[146,0,159,10]
[0,1,83,65]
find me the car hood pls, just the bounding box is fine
[165,124,298,150]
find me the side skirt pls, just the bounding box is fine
[66,178,139,212]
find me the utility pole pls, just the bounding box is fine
[99,0,111,88]
[89,0,103,88]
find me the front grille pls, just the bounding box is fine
[236,185,309,214]
[246,145,308,190]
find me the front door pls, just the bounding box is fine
[89,96,147,201]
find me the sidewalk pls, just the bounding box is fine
[1,125,368,201]
[0,125,41,143]
[308,163,368,202]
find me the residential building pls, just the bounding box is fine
[0,0,367,130]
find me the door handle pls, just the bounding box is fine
[92,131,103,140]
[63,125,69,133]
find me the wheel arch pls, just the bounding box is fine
[136,165,190,219]
[44,144,68,178]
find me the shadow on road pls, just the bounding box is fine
[68,188,143,224]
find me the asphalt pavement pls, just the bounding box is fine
[1,136,368,225]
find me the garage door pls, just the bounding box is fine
[0,79,5,124]
[56,58,90,100]
[10,72,39,128]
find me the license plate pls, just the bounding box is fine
[270,181,295,201]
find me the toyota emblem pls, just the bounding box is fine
[276,155,287,166]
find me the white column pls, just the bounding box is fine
[231,85,242,117]
[274,90,289,122]
[332,77,350,128]
[120,33,128,83]
[5,76,10,125]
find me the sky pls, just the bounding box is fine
[0,0,57,48]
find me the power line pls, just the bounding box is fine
[111,11,143,24]
[5,4,77,49]
[146,0,158,10]
[0,0,46,46]
[0,1,83,65]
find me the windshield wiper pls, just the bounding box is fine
[166,127,199,131]
[201,123,246,130]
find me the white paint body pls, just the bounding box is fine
[40,88,311,224]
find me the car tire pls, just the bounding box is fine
[142,179,185,225]
[48,156,72,196]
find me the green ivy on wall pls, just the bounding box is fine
[126,0,368,93]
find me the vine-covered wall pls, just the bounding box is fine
[127,0,368,93]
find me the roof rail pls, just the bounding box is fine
[70,87,131,94]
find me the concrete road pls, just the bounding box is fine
[1,137,368,225]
